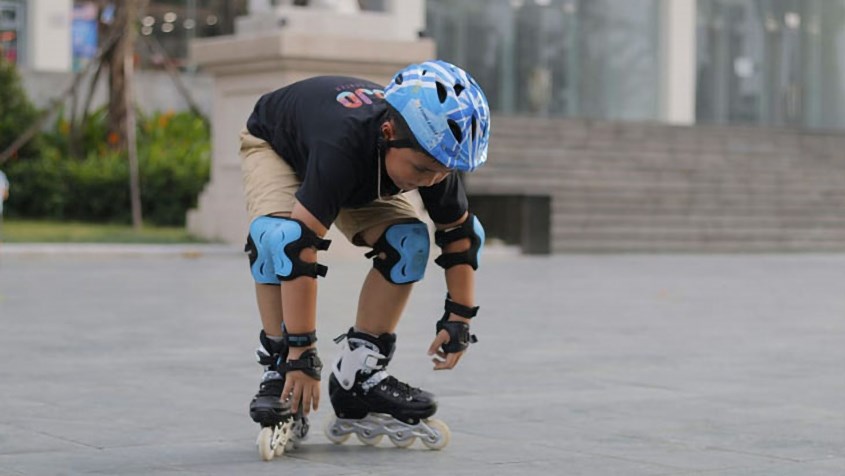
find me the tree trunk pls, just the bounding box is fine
[107,1,129,149]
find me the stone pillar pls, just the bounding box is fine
[27,0,72,72]
[186,23,434,244]
[658,0,696,125]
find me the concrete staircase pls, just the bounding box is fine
[465,116,845,253]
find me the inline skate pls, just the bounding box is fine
[249,330,310,461]
[324,328,450,450]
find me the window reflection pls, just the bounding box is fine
[426,0,660,121]
[0,0,22,65]
[696,0,845,130]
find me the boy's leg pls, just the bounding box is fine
[240,128,301,430]
[240,128,299,337]
[255,283,284,335]
[353,222,414,335]
[329,197,437,428]
[327,198,444,446]
[335,195,426,334]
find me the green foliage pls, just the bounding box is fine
[42,106,112,157]
[0,57,43,159]
[4,148,73,219]
[138,112,211,225]
[5,110,211,226]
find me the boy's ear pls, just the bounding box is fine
[381,120,395,140]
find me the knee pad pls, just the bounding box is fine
[244,216,331,284]
[365,220,430,284]
[434,213,485,270]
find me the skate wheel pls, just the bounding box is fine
[389,433,416,448]
[257,427,276,461]
[275,437,287,456]
[356,431,383,446]
[421,419,450,450]
[324,417,350,445]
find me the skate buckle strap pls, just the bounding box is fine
[282,349,323,380]
[361,370,390,393]
[332,344,388,391]
[255,347,276,366]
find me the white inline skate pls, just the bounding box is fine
[324,329,451,450]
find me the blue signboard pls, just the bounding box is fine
[72,2,98,71]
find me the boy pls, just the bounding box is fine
[240,60,489,457]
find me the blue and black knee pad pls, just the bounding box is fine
[244,215,331,284]
[365,220,430,284]
[434,213,485,270]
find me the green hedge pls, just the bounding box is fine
[2,57,210,226]
[4,111,211,226]
[0,57,43,159]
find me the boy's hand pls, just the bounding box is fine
[282,347,321,415]
[282,371,320,415]
[427,328,466,370]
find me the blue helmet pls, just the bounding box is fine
[383,60,491,172]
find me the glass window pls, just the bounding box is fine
[426,0,661,121]
[802,0,845,130]
[0,0,23,65]
[697,0,845,130]
[576,0,661,120]
[138,0,248,69]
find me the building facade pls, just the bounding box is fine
[427,0,845,131]
[8,0,845,131]
[1,0,73,71]
[0,0,247,72]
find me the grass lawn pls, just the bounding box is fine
[1,219,207,244]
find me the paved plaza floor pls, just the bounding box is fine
[1,245,844,475]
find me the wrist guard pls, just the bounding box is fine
[444,294,479,319]
[437,296,479,354]
[281,348,323,380]
[285,330,317,347]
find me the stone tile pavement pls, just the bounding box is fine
[1,245,843,475]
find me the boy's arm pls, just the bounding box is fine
[284,200,327,353]
[281,200,328,414]
[437,212,475,318]
[427,211,482,370]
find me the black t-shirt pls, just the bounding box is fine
[246,76,468,228]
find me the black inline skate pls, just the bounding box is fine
[249,330,310,461]
[324,328,450,450]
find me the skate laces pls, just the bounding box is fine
[378,375,420,400]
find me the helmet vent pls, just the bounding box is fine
[471,115,478,141]
[395,74,404,85]
[436,81,448,103]
[454,84,465,96]
[447,119,462,143]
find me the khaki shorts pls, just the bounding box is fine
[240,129,419,246]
